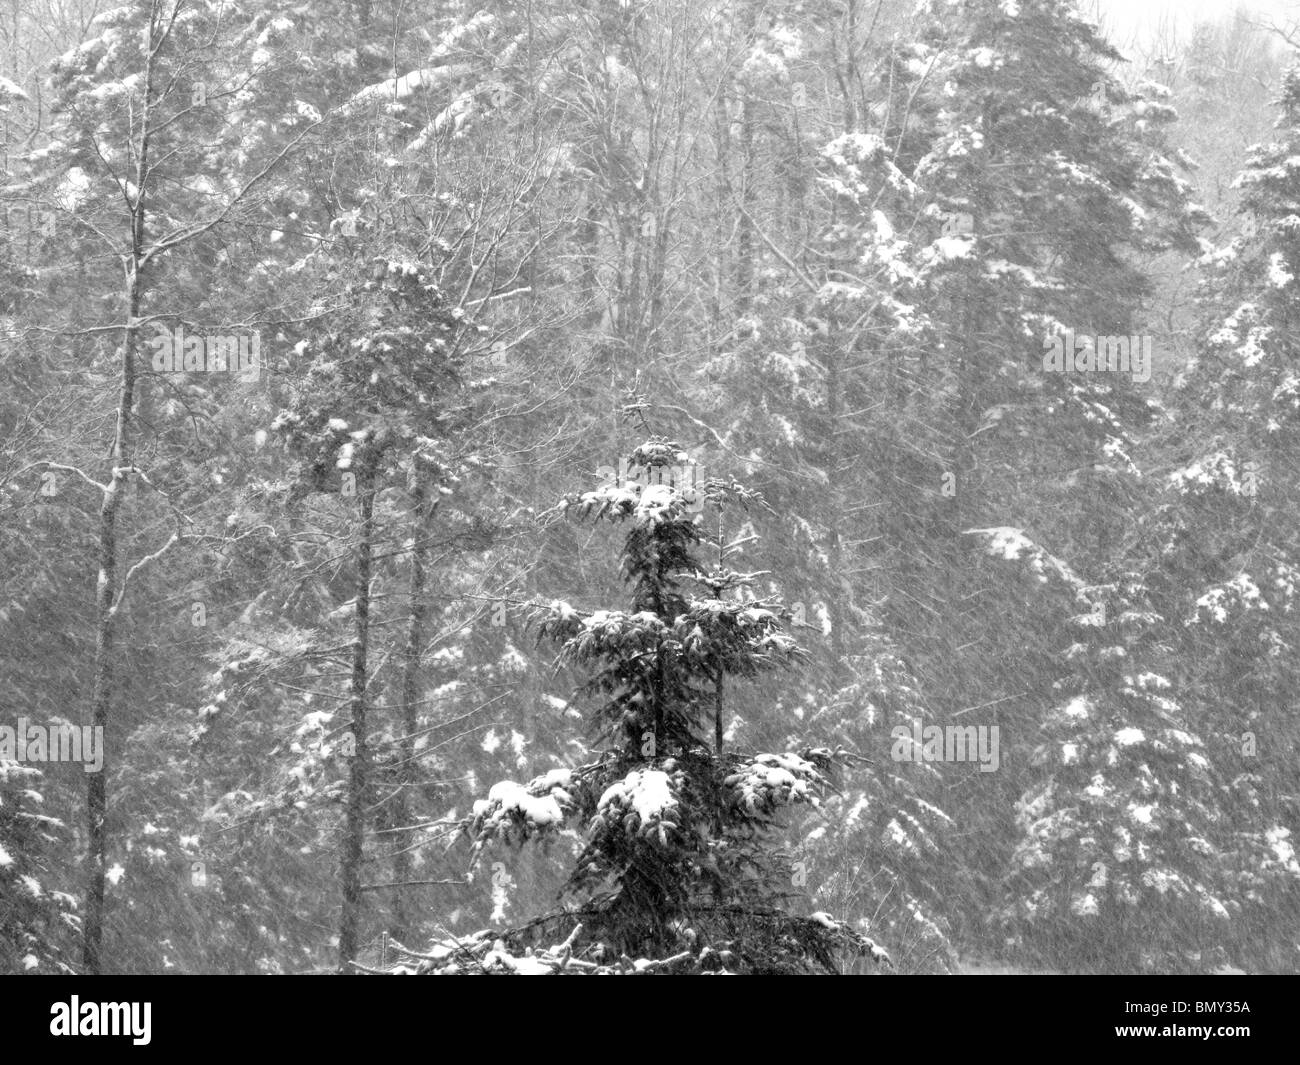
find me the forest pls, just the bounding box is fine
[1,0,1298,976]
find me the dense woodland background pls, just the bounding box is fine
[2,0,1299,975]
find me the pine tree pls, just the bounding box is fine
[1154,61,1300,972]
[798,640,960,973]
[401,438,890,973]
[0,758,78,973]
[271,255,476,969]
[969,528,1228,973]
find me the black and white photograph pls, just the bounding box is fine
[0,0,1294,1025]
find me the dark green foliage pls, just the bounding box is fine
[458,439,889,973]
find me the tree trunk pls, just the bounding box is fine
[734,94,755,318]
[823,331,850,684]
[338,469,376,971]
[386,485,438,943]
[83,15,158,971]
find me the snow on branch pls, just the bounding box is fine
[468,767,579,850]
[964,526,1086,593]
[593,767,680,845]
[724,751,830,817]
[341,62,476,117]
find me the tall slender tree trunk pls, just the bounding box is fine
[733,5,758,318]
[710,90,731,335]
[338,469,376,971]
[83,322,139,974]
[386,486,438,942]
[83,20,158,973]
[823,332,850,685]
[734,95,755,318]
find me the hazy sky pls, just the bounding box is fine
[1088,0,1296,49]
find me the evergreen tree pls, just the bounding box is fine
[406,439,890,973]
[1155,60,1300,972]
[982,544,1227,973]
[0,758,78,973]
